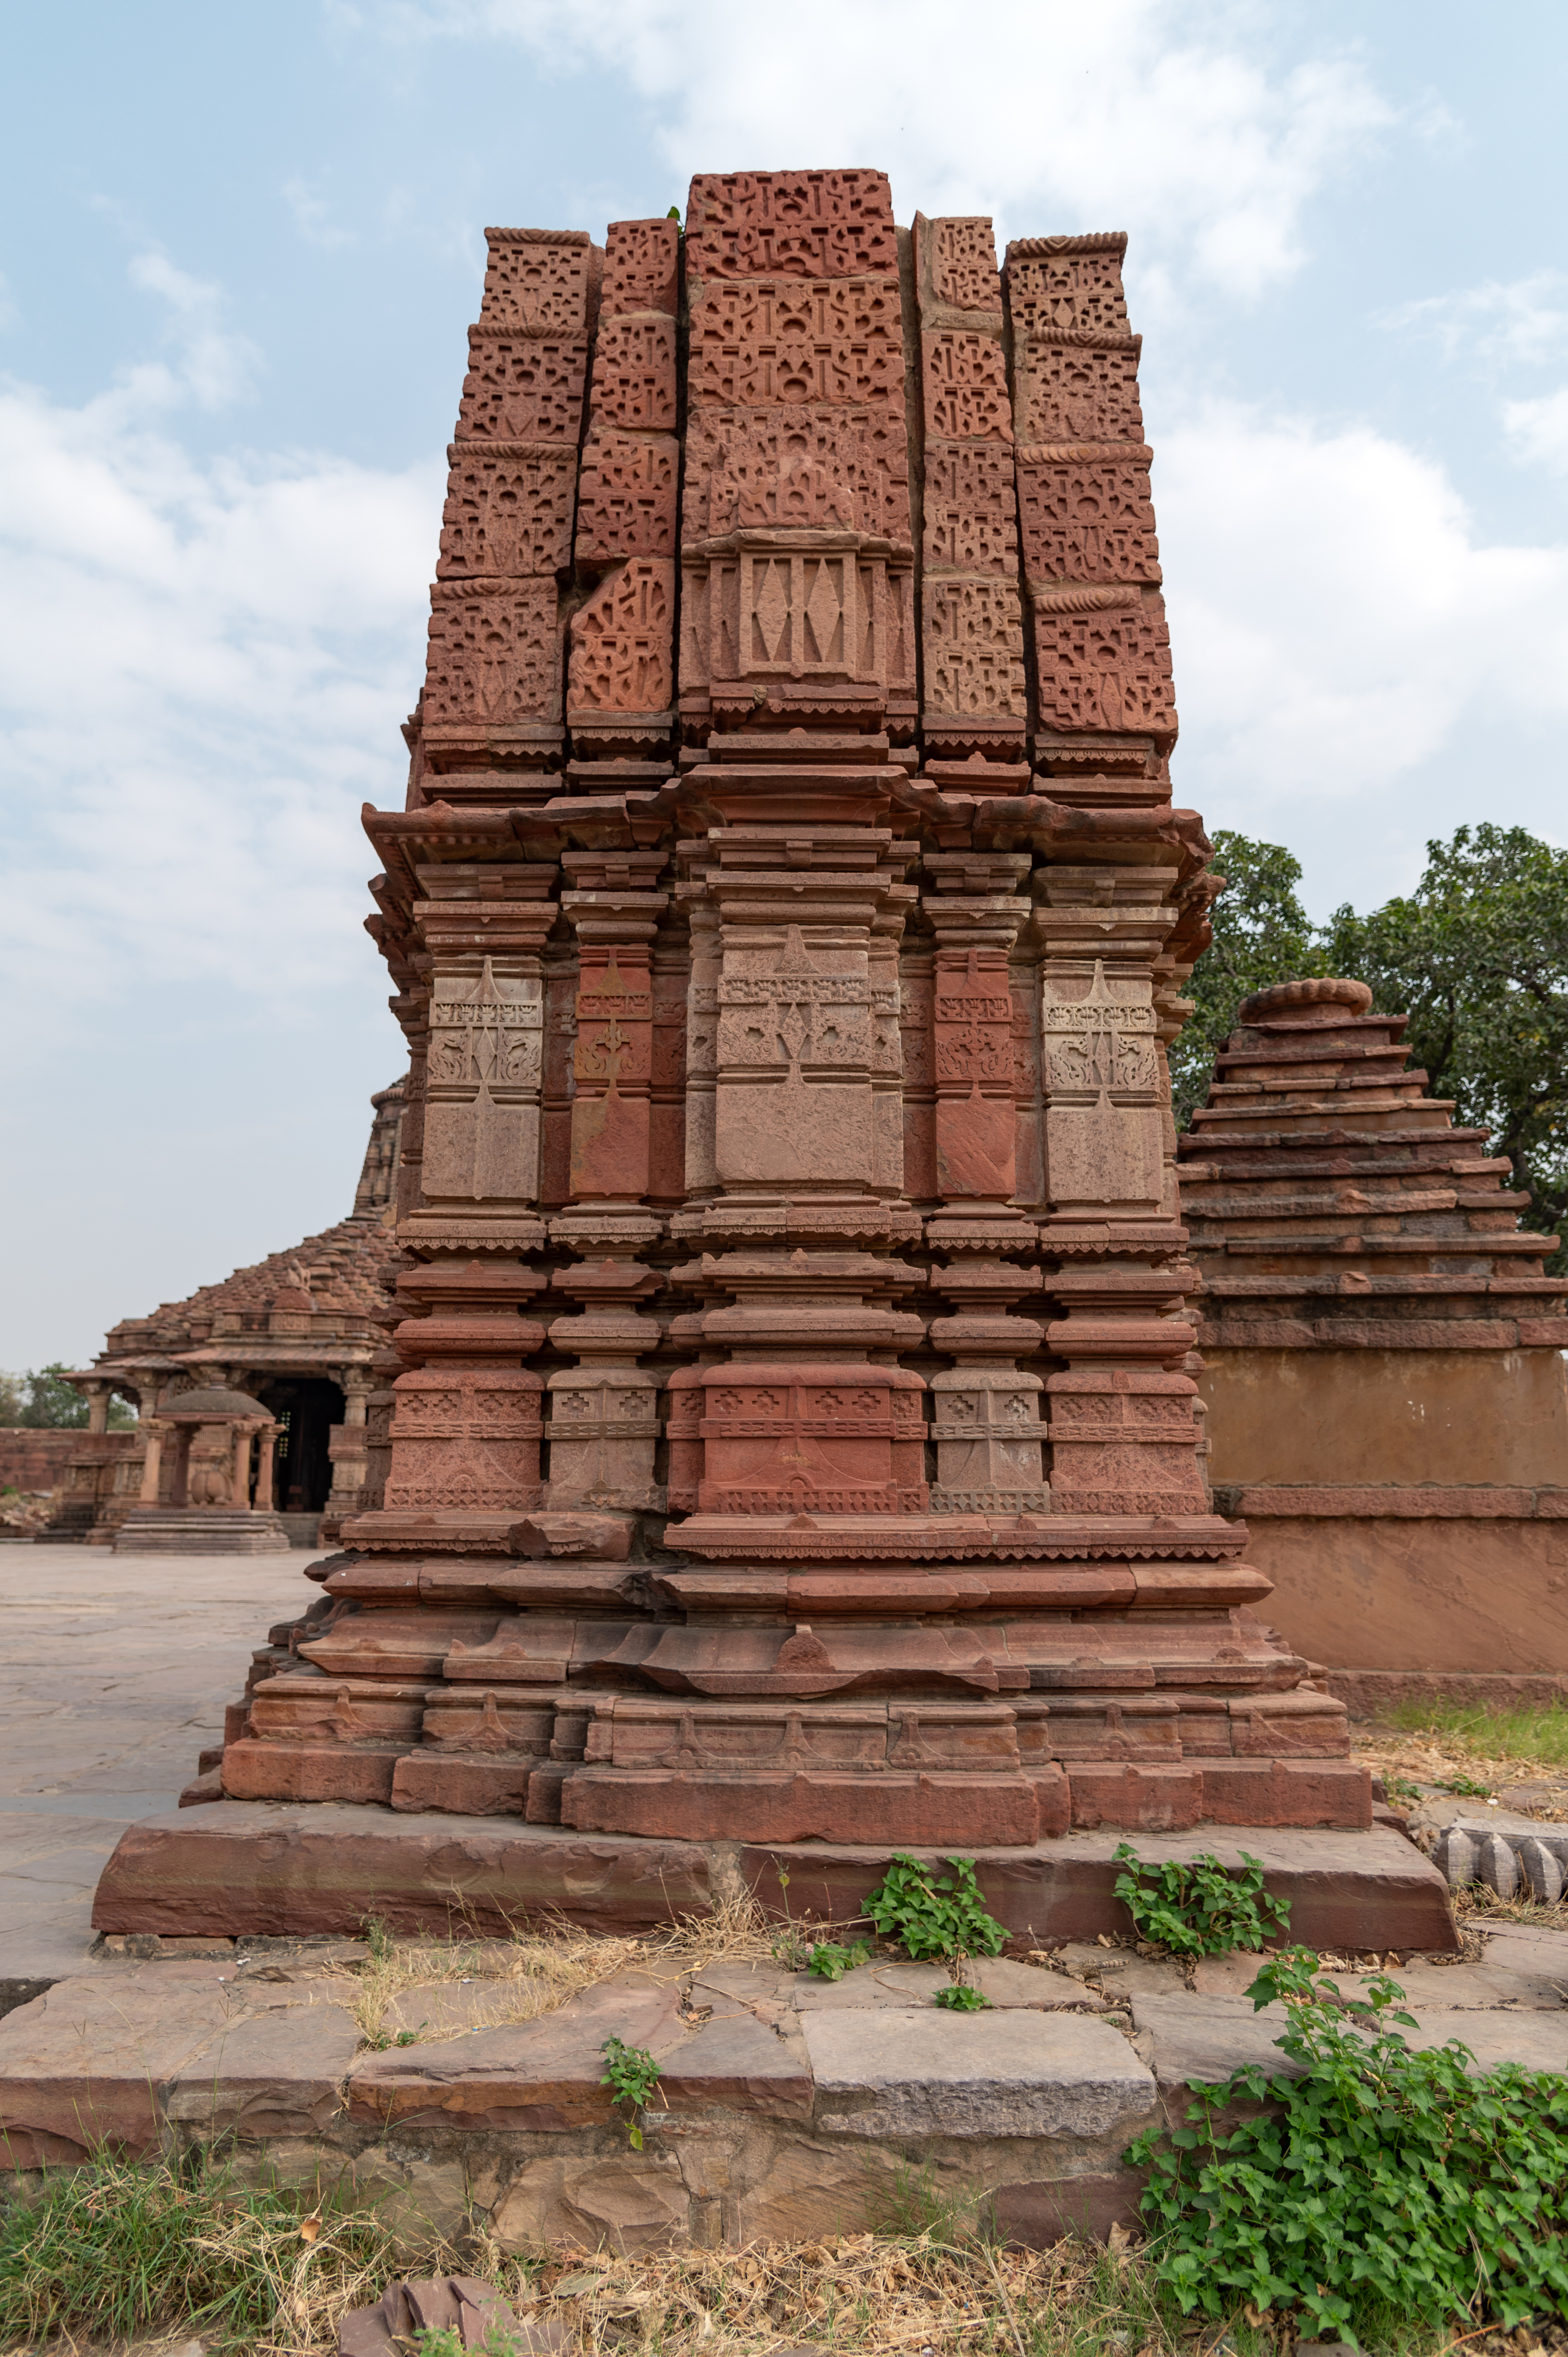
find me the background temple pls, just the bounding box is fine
[42,1085,404,1550]
[1183,978,1568,1701]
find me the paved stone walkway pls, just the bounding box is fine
[0,1544,318,1996]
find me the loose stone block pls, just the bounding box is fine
[803,2007,1158,2140]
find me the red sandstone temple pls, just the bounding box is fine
[1183,979,1568,1698]
[44,1087,405,1551]
[99,171,1386,1933]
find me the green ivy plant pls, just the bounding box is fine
[1128,1946,1568,2343]
[932,1982,990,2012]
[1111,1843,1290,1957]
[864,1854,1007,1963]
[599,2036,662,2150]
[806,1939,871,1980]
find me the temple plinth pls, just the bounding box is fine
[111,170,1378,1893]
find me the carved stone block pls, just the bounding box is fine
[682,543,914,699]
[575,433,678,563]
[479,229,594,334]
[922,577,1027,717]
[1006,248,1130,342]
[920,216,1002,315]
[588,315,678,433]
[602,217,680,318]
[922,331,1013,441]
[437,442,578,579]
[685,170,897,280]
[567,559,675,715]
[548,1371,662,1511]
[923,441,1019,574]
[689,280,905,412]
[1013,342,1144,445]
[456,331,588,443]
[1032,593,1176,748]
[695,1364,927,1518]
[424,580,564,725]
[685,405,911,541]
[1016,449,1160,584]
[383,1368,545,1513]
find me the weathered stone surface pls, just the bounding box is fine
[989,2168,1146,2246]
[339,2273,567,2356]
[1183,977,1568,1678]
[346,1971,686,2130]
[658,2011,814,2118]
[164,1990,363,2136]
[0,1963,238,2163]
[791,1957,1108,2011]
[1136,1990,1568,2128]
[490,2153,691,2254]
[738,1828,1458,1954]
[803,2007,1157,2139]
[93,1804,713,1938]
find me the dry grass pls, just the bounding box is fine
[475,2227,1188,2357]
[1353,1711,1568,1820]
[340,1888,802,2049]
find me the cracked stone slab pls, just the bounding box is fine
[164,1989,363,2136]
[346,1969,687,2131]
[657,2009,813,2119]
[0,1960,244,2164]
[791,1957,1109,2010]
[802,2006,1157,2139]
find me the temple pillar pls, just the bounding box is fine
[254,1424,277,1515]
[230,1425,254,1508]
[85,1384,110,1435]
[137,1422,164,1505]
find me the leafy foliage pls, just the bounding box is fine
[806,1938,871,1980]
[932,1981,990,2011]
[1174,823,1568,1274]
[0,1363,136,1428]
[600,2036,661,2148]
[1322,824,1568,1272]
[863,1854,1008,1963]
[1112,1843,1290,1957]
[1169,829,1324,1129]
[1129,1946,1568,2343]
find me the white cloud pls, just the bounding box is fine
[1157,402,1568,815]
[1504,387,1568,477]
[1386,270,1568,369]
[0,254,441,1019]
[359,0,1393,299]
[125,249,262,409]
[284,176,358,251]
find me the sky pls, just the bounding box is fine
[2,0,1566,1371]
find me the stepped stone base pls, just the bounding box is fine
[90,1802,1457,1953]
[113,1509,292,1556]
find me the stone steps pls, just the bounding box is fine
[2,1927,1561,2251]
[89,1802,1457,1951]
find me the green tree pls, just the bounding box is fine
[0,1365,137,1429]
[1322,824,1568,1271]
[1169,829,1325,1129]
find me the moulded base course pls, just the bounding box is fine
[561,1767,1064,1845]
[88,1802,1459,1952]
